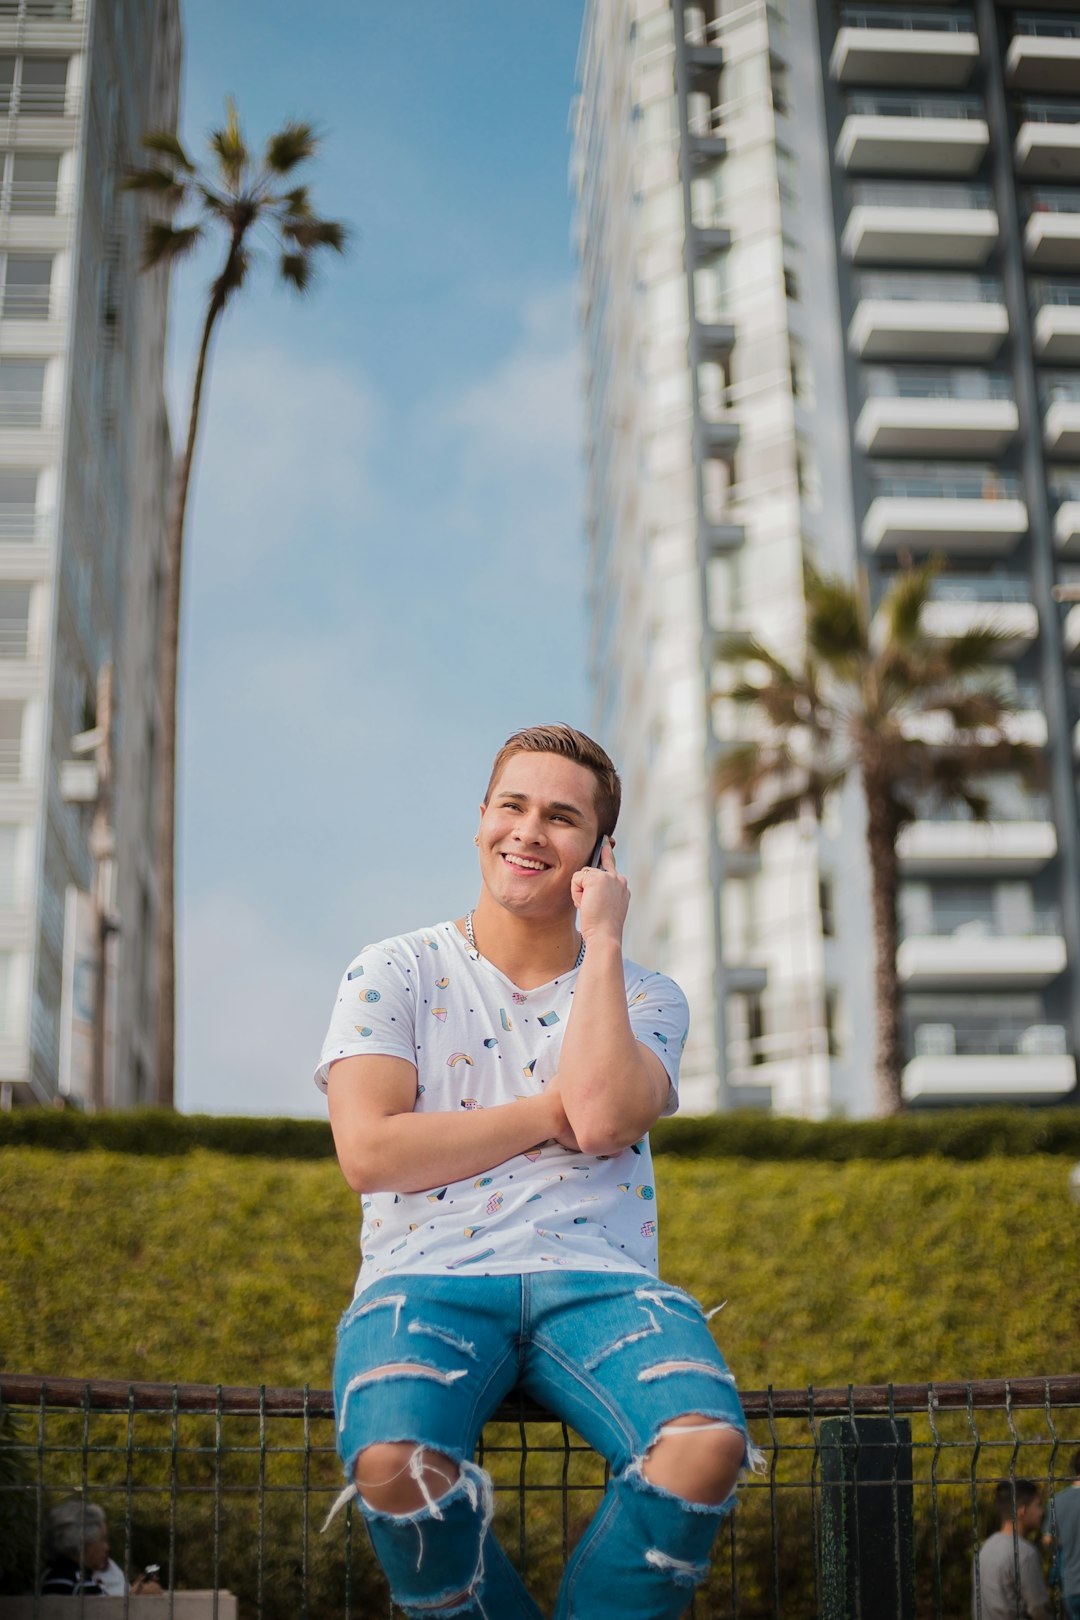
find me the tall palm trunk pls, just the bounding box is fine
[154,280,228,1108]
[864,774,904,1116]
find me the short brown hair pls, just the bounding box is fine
[484,725,621,837]
[993,1478,1041,1525]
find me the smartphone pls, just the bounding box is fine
[589,835,606,868]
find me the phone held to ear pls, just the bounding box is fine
[590,836,606,868]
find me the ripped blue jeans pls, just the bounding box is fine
[329,1270,755,1619]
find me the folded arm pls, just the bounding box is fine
[327,1054,576,1194]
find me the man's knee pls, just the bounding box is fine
[641,1414,746,1506]
[353,1442,460,1515]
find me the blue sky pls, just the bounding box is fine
[169,1,591,1115]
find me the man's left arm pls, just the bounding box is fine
[556,840,674,1155]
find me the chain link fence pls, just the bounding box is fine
[1,1372,1078,1618]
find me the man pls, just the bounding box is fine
[317,725,754,1619]
[1045,1449,1080,1620]
[974,1478,1053,1620]
[40,1501,162,1596]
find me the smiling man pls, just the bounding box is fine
[317,724,754,1620]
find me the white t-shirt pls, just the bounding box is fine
[316,921,689,1298]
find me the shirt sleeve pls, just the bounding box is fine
[626,970,689,1117]
[314,942,418,1092]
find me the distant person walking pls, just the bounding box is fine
[973,1478,1053,1620]
[1045,1448,1080,1620]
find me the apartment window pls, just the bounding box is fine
[789,340,815,406]
[0,826,18,907]
[0,701,22,781]
[776,144,798,208]
[819,875,836,938]
[18,2,76,17]
[770,57,791,118]
[825,989,842,1058]
[0,584,30,659]
[6,152,61,215]
[746,992,767,1065]
[1,255,51,319]
[0,470,40,541]
[0,360,45,428]
[0,950,12,1035]
[137,878,153,1030]
[0,56,67,117]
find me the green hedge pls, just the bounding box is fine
[2,1146,1077,1388]
[1,1104,1078,1161]
[3,1146,1077,1617]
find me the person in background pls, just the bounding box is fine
[40,1500,162,1597]
[973,1478,1053,1620]
[1044,1448,1080,1620]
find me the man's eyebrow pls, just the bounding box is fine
[498,791,587,817]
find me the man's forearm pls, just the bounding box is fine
[342,1092,559,1195]
[557,937,663,1154]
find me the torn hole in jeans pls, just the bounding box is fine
[637,1359,737,1385]
[644,1547,709,1587]
[583,1308,661,1372]
[407,1321,478,1360]
[338,1362,468,1434]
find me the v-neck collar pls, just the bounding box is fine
[444,919,582,998]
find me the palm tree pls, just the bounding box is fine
[125,103,348,1107]
[716,559,1041,1116]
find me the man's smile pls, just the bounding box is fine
[501,852,552,873]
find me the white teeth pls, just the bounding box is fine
[504,855,546,871]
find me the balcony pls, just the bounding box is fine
[836,95,989,176]
[918,576,1038,656]
[1015,100,1080,180]
[1033,280,1080,358]
[863,469,1027,553]
[897,906,1066,989]
[830,10,978,87]
[1024,191,1080,268]
[1052,479,1080,550]
[691,225,732,265]
[848,273,1006,360]
[903,1023,1075,1101]
[686,103,727,166]
[1063,601,1080,654]
[1007,17,1080,93]
[1043,379,1080,456]
[843,183,998,266]
[696,318,735,357]
[856,370,1018,456]
[897,814,1057,874]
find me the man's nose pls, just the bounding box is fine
[514,814,546,842]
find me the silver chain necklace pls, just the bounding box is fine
[465,910,585,969]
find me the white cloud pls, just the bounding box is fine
[186,345,383,579]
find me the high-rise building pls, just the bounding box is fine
[0,0,180,1108]
[573,0,1080,1115]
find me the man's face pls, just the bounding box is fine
[478,752,601,918]
[1018,1496,1044,1535]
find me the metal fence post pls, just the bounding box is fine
[820,1415,915,1620]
